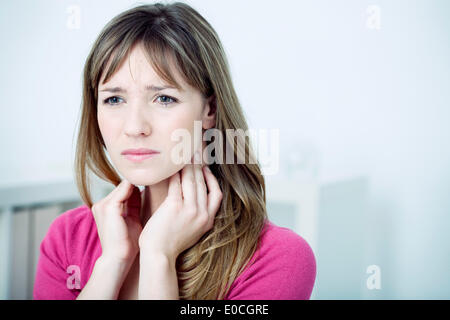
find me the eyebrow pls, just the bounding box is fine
[99,84,179,93]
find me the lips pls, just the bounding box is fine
[121,148,160,155]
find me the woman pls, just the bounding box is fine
[33,2,316,300]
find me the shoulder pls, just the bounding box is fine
[41,204,98,263]
[46,204,96,242]
[259,220,316,264]
[225,220,317,300]
[34,205,98,299]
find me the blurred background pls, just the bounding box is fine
[1,0,449,299]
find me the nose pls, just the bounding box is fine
[123,102,152,137]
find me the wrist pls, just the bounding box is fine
[137,250,179,300]
[138,241,177,262]
[95,255,134,281]
[139,249,176,266]
[77,254,134,300]
[98,254,136,267]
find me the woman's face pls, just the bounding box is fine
[97,43,215,186]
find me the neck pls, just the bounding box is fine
[140,179,169,226]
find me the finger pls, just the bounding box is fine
[202,166,223,216]
[181,163,196,208]
[105,179,134,208]
[167,171,182,200]
[193,157,208,213]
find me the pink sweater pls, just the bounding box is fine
[33,205,316,300]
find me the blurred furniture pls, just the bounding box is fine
[265,176,319,253]
[265,176,319,299]
[0,178,111,300]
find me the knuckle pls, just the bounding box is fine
[199,207,209,217]
[198,213,209,227]
[186,206,197,216]
[215,192,223,202]
[168,201,181,213]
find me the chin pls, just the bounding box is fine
[122,170,167,187]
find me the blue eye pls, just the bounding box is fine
[103,96,123,106]
[156,95,178,106]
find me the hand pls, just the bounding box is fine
[91,180,143,264]
[138,151,223,260]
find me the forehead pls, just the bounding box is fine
[98,43,187,90]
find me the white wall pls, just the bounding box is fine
[1,0,449,299]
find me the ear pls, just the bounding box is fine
[202,94,217,130]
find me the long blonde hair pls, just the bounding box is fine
[74,2,268,299]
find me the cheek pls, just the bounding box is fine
[163,114,201,163]
[97,113,119,147]
[165,110,195,136]
[165,120,191,151]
